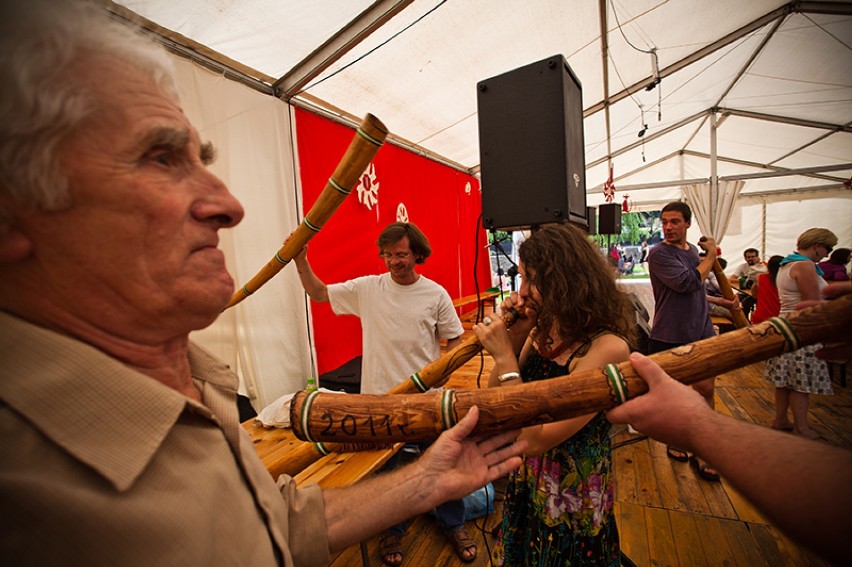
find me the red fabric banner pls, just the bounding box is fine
[294,108,492,376]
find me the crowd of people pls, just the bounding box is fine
[0,2,849,567]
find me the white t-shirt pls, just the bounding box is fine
[328,273,464,394]
[732,261,768,283]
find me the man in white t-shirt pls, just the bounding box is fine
[727,248,766,318]
[728,248,768,287]
[293,222,472,565]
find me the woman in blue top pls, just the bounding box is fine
[475,224,633,566]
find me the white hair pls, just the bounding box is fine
[0,0,178,213]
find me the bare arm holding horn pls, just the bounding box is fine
[607,352,850,565]
[292,245,329,303]
[225,113,387,308]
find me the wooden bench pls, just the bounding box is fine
[453,290,501,328]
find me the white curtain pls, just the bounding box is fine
[171,56,314,411]
[683,180,744,242]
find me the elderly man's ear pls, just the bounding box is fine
[0,220,33,263]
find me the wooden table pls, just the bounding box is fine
[243,419,400,488]
[730,281,754,297]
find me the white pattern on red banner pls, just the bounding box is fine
[356,163,380,210]
[396,203,409,223]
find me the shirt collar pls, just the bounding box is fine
[0,311,237,491]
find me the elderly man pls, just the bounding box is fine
[0,2,524,565]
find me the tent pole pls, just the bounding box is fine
[710,111,719,236]
[761,198,767,260]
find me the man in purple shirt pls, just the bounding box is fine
[647,201,720,481]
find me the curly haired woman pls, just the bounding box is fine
[475,224,633,566]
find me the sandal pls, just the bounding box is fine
[690,456,720,482]
[379,532,403,566]
[446,526,477,563]
[666,445,689,462]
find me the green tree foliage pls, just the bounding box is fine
[620,212,646,245]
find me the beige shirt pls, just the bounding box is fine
[0,312,329,566]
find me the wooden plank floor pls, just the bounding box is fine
[327,292,850,566]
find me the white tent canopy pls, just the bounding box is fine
[102,0,852,407]
[110,0,851,250]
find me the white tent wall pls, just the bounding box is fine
[693,191,851,262]
[172,56,313,411]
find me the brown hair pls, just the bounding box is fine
[376,222,431,264]
[796,228,837,251]
[661,201,692,223]
[519,224,634,349]
[828,248,851,265]
[767,255,783,286]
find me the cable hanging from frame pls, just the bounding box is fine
[609,0,663,137]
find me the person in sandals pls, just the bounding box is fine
[647,201,724,482]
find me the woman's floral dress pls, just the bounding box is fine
[492,348,619,566]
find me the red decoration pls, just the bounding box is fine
[622,194,632,213]
[294,108,492,375]
[603,164,615,203]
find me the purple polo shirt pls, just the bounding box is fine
[648,242,715,344]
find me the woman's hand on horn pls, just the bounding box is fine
[473,317,516,366]
[499,292,536,338]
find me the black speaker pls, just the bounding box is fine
[478,54,586,231]
[598,203,622,235]
[586,206,597,235]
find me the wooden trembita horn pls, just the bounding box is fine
[225,113,388,309]
[290,295,852,444]
[268,308,521,478]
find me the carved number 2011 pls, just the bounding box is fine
[319,412,393,438]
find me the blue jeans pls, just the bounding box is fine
[382,443,466,535]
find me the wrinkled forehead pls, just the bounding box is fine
[68,54,199,148]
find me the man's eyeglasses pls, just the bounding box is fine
[380,252,411,261]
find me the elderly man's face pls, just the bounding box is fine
[20,55,244,338]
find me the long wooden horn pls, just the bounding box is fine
[290,294,852,443]
[389,307,520,394]
[225,114,388,309]
[269,308,520,477]
[712,259,750,328]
